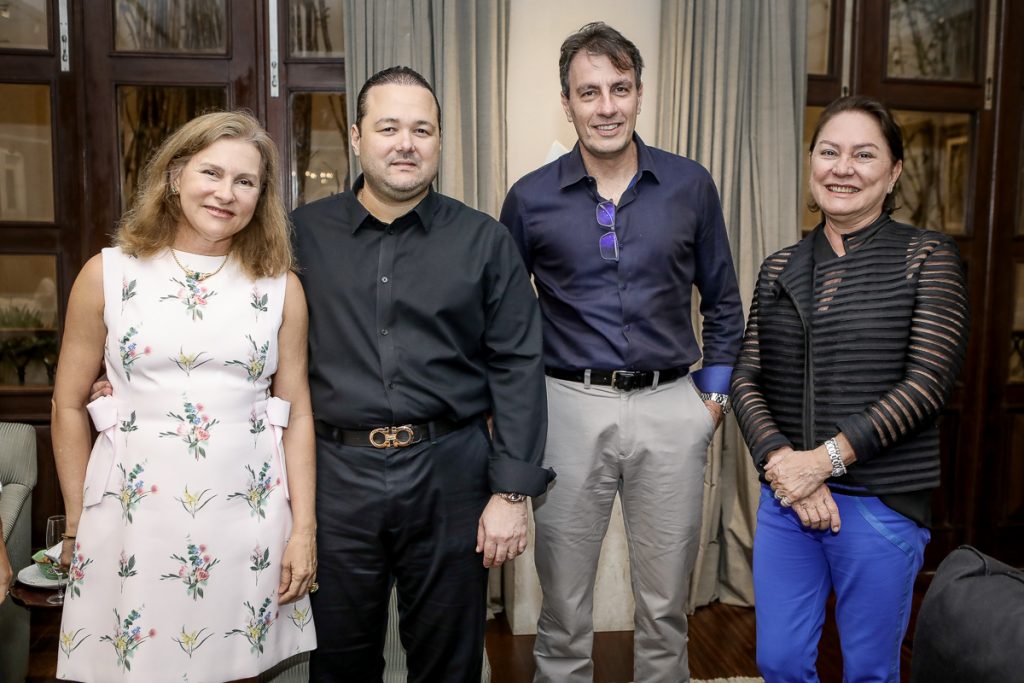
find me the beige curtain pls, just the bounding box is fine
[342,0,509,216]
[655,0,808,609]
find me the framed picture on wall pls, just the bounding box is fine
[942,133,969,234]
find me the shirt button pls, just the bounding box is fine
[381,276,389,283]
[388,382,395,389]
[387,227,395,235]
[380,329,389,336]
[619,283,626,290]
[624,324,631,331]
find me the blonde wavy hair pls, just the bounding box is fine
[116,110,293,279]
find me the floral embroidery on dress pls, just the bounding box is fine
[251,285,268,320]
[287,605,312,632]
[99,607,153,672]
[173,627,215,658]
[119,411,138,440]
[225,596,276,655]
[59,628,90,657]
[66,542,94,599]
[224,335,270,383]
[118,326,151,381]
[104,462,155,524]
[170,347,214,376]
[160,397,219,459]
[160,275,217,321]
[118,550,138,593]
[249,544,271,584]
[227,462,279,520]
[160,541,220,600]
[175,485,216,518]
[249,407,266,446]
[121,278,137,313]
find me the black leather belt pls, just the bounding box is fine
[314,417,472,448]
[545,367,687,391]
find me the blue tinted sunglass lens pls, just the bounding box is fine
[596,202,616,227]
[599,231,619,261]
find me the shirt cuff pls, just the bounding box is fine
[489,459,556,498]
[692,365,733,394]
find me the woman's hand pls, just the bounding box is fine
[59,536,75,572]
[792,484,842,532]
[764,446,832,505]
[277,531,317,605]
[0,541,12,604]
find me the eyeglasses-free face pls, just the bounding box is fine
[597,200,618,261]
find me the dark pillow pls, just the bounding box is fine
[911,545,1024,682]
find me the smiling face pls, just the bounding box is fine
[809,111,903,232]
[350,82,440,207]
[562,52,642,164]
[172,137,263,254]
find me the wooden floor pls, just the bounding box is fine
[23,598,913,682]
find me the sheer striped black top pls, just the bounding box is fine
[731,214,969,509]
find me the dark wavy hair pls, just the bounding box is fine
[559,22,644,97]
[808,95,904,215]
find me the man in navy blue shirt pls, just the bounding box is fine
[500,22,743,683]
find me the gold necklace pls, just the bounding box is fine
[170,248,229,282]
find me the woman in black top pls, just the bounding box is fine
[731,95,969,682]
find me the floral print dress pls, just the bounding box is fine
[57,247,316,683]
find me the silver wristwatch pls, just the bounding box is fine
[497,492,527,504]
[699,391,730,414]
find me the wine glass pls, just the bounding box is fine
[45,515,67,605]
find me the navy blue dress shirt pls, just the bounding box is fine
[499,134,743,393]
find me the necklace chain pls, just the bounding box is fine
[170,248,229,282]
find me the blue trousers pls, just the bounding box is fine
[753,485,929,683]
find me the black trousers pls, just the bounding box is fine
[309,421,491,683]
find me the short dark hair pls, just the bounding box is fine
[354,66,441,131]
[559,22,644,98]
[808,95,904,214]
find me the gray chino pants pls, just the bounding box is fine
[532,374,715,683]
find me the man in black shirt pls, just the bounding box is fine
[292,66,552,682]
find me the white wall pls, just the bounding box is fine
[506,0,662,186]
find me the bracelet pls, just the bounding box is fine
[497,492,527,504]
[61,533,76,541]
[825,438,846,478]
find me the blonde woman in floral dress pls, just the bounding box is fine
[51,111,317,682]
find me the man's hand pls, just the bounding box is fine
[764,446,832,505]
[476,494,528,568]
[90,378,112,402]
[703,400,724,429]
[791,484,842,532]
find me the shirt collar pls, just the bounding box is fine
[557,133,662,190]
[346,174,439,234]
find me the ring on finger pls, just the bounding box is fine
[308,582,319,594]
[774,489,784,500]
[781,496,792,507]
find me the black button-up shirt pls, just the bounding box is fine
[500,134,743,393]
[291,176,552,496]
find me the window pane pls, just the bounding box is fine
[893,110,972,234]
[118,85,227,211]
[0,254,58,387]
[114,0,227,54]
[801,105,824,231]
[291,92,348,207]
[807,0,832,76]
[0,0,48,50]
[1011,264,1024,382]
[887,0,976,81]
[289,0,344,58]
[0,83,53,222]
